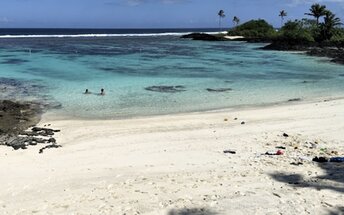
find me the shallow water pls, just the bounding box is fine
[0,34,343,119]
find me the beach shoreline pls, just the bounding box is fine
[41,94,344,121]
[1,97,343,214]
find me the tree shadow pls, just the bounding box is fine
[326,207,344,215]
[270,162,344,193]
[270,162,344,214]
[168,207,218,215]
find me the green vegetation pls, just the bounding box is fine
[227,19,276,39]
[227,4,343,47]
[274,20,315,46]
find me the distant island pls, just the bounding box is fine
[182,3,344,64]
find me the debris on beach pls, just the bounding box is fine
[265,150,284,155]
[223,150,236,154]
[283,133,289,137]
[290,161,303,166]
[312,156,344,163]
[312,156,329,163]
[241,121,246,125]
[145,85,186,93]
[329,157,344,163]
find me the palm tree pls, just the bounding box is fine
[279,10,287,27]
[233,16,240,27]
[218,10,226,30]
[305,4,327,25]
[321,11,342,40]
[324,11,342,27]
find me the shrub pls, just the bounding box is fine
[227,19,276,39]
[277,20,315,45]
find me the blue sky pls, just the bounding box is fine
[0,0,343,28]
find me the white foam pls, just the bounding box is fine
[0,31,223,39]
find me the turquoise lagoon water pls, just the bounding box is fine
[0,34,344,119]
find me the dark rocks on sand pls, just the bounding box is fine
[39,144,62,154]
[206,88,232,92]
[181,33,228,41]
[2,127,60,151]
[145,85,186,93]
[4,136,48,150]
[283,133,289,137]
[32,127,60,134]
[241,121,246,125]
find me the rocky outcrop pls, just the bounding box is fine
[0,100,41,135]
[181,33,229,41]
[307,48,344,65]
[263,43,344,65]
[0,100,61,153]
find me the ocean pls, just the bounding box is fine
[0,28,343,119]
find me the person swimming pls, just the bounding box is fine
[84,89,91,94]
[100,88,105,96]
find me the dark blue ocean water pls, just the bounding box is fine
[0,28,221,36]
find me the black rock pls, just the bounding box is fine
[31,127,57,136]
[181,33,228,41]
[283,133,289,137]
[39,144,62,154]
[241,121,245,125]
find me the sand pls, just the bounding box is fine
[223,36,244,40]
[0,98,344,215]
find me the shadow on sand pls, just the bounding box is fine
[168,208,218,215]
[270,162,344,214]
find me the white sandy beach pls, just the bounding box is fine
[1,98,344,215]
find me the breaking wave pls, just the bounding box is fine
[0,31,224,39]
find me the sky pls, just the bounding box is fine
[0,0,343,28]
